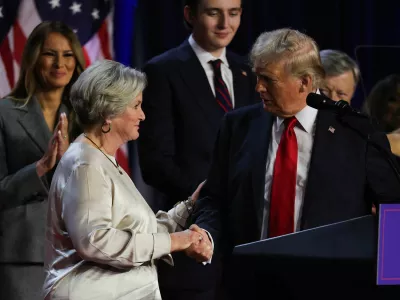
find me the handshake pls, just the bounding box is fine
[170,224,213,263]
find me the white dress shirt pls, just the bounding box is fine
[189,34,235,107]
[260,105,319,239]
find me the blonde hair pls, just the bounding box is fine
[70,60,147,129]
[250,28,325,89]
[8,21,85,104]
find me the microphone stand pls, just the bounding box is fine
[336,110,400,186]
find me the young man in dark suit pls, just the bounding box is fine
[137,0,258,299]
[192,28,400,299]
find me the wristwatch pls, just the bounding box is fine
[174,196,195,213]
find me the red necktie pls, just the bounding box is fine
[209,59,233,112]
[268,116,298,238]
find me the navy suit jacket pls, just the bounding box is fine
[193,103,400,254]
[138,40,259,207]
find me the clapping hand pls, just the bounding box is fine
[55,112,69,160]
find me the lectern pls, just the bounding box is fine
[224,216,399,300]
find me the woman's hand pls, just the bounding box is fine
[36,130,62,177]
[170,229,203,253]
[190,180,206,203]
[55,112,70,160]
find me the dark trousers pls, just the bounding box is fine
[157,252,222,300]
[0,263,44,300]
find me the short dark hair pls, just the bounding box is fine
[184,0,202,30]
[183,0,243,30]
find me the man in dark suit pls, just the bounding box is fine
[138,0,257,208]
[138,1,257,298]
[192,28,400,299]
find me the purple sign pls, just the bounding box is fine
[377,204,400,285]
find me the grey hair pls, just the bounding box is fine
[250,28,325,89]
[320,49,360,85]
[70,59,147,128]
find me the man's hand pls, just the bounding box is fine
[184,224,213,262]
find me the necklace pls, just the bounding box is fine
[83,133,123,175]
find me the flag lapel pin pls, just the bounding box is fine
[328,126,335,133]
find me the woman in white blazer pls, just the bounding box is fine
[43,60,212,300]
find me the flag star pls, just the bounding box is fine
[49,0,61,9]
[73,29,78,34]
[69,2,82,15]
[0,6,3,18]
[91,8,100,20]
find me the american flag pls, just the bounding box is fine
[0,0,131,174]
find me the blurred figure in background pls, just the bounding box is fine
[320,49,360,103]
[363,74,400,157]
[0,21,85,299]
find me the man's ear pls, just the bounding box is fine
[299,74,312,93]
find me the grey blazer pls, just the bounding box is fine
[0,97,68,263]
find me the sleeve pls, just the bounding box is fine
[62,164,171,269]
[191,114,232,249]
[366,132,400,204]
[137,62,201,203]
[0,115,48,210]
[155,201,191,233]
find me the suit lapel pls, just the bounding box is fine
[17,98,52,153]
[178,41,227,130]
[249,106,274,231]
[227,54,250,109]
[301,111,338,228]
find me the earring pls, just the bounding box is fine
[101,122,111,133]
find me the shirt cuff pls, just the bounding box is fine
[202,229,214,265]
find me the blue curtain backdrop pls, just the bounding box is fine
[120,0,400,208]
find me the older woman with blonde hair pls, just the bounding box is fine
[0,21,85,299]
[43,60,212,300]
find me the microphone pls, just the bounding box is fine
[306,92,367,118]
[307,93,400,184]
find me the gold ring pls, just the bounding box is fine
[63,135,67,139]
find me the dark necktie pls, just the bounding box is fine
[268,116,298,238]
[209,59,233,112]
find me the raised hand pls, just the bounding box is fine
[36,130,62,177]
[55,112,70,160]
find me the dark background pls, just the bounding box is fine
[131,0,400,109]
[129,0,400,206]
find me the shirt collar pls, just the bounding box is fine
[189,34,229,67]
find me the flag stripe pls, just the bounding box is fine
[13,23,27,65]
[98,21,112,60]
[0,38,15,88]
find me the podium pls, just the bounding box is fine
[223,216,399,300]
